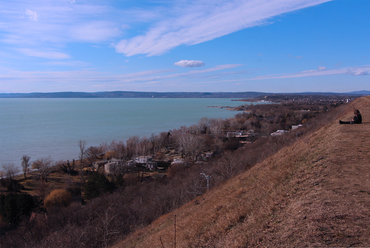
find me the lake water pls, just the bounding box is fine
[0,98,245,168]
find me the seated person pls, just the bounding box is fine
[339,109,362,124]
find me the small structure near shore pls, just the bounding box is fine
[271,130,289,136]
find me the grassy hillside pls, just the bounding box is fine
[114,96,370,247]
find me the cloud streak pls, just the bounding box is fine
[18,48,71,60]
[0,64,242,92]
[175,60,205,67]
[0,0,121,59]
[25,9,39,21]
[250,66,370,80]
[115,0,331,56]
[0,0,331,61]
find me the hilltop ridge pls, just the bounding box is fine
[114,96,370,247]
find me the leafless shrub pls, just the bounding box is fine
[33,157,53,182]
[214,151,243,180]
[1,163,20,179]
[21,155,31,179]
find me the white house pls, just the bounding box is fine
[271,130,289,136]
[291,124,303,131]
[134,156,152,164]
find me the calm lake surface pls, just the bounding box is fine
[0,98,246,168]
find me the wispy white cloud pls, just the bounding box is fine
[111,64,242,82]
[0,0,331,61]
[174,60,205,67]
[18,48,71,59]
[0,64,242,92]
[25,9,38,21]
[0,0,122,59]
[115,0,331,56]
[70,21,120,42]
[43,60,90,67]
[250,66,370,80]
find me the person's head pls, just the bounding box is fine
[354,109,360,115]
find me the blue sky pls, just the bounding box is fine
[0,0,369,93]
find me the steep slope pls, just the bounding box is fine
[114,96,370,248]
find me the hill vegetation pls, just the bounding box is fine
[0,95,368,247]
[115,96,370,247]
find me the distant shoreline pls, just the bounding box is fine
[0,91,267,99]
[1,90,369,99]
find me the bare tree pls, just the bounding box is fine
[109,140,125,159]
[1,163,20,179]
[21,155,31,179]
[33,157,53,182]
[85,146,104,164]
[97,204,119,247]
[214,151,242,180]
[186,175,206,197]
[198,117,210,134]
[78,140,86,167]
[209,118,224,137]
[126,136,140,158]
[177,134,204,162]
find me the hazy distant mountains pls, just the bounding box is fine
[0,91,369,98]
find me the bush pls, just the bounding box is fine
[44,189,71,210]
[84,173,116,200]
[0,178,25,192]
[0,193,35,224]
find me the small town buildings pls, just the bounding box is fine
[104,161,118,174]
[93,160,108,171]
[93,156,159,174]
[134,156,152,164]
[133,156,157,171]
[291,124,303,131]
[271,130,289,136]
[171,158,185,165]
[93,158,125,174]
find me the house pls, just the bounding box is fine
[226,131,245,138]
[146,161,157,171]
[93,160,108,171]
[126,160,136,167]
[93,158,125,174]
[226,130,255,144]
[104,161,118,174]
[291,124,303,131]
[271,130,289,136]
[133,156,157,171]
[171,158,185,165]
[134,156,152,164]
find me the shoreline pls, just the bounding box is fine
[1,98,244,169]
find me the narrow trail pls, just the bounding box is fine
[114,96,370,248]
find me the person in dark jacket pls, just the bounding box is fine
[339,109,362,124]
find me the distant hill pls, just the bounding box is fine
[348,90,370,95]
[0,91,267,98]
[0,90,369,98]
[114,96,370,247]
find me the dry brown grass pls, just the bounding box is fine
[113,96,370,248]
[15,169,82,197]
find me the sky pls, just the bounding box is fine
[0,0,369,93]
